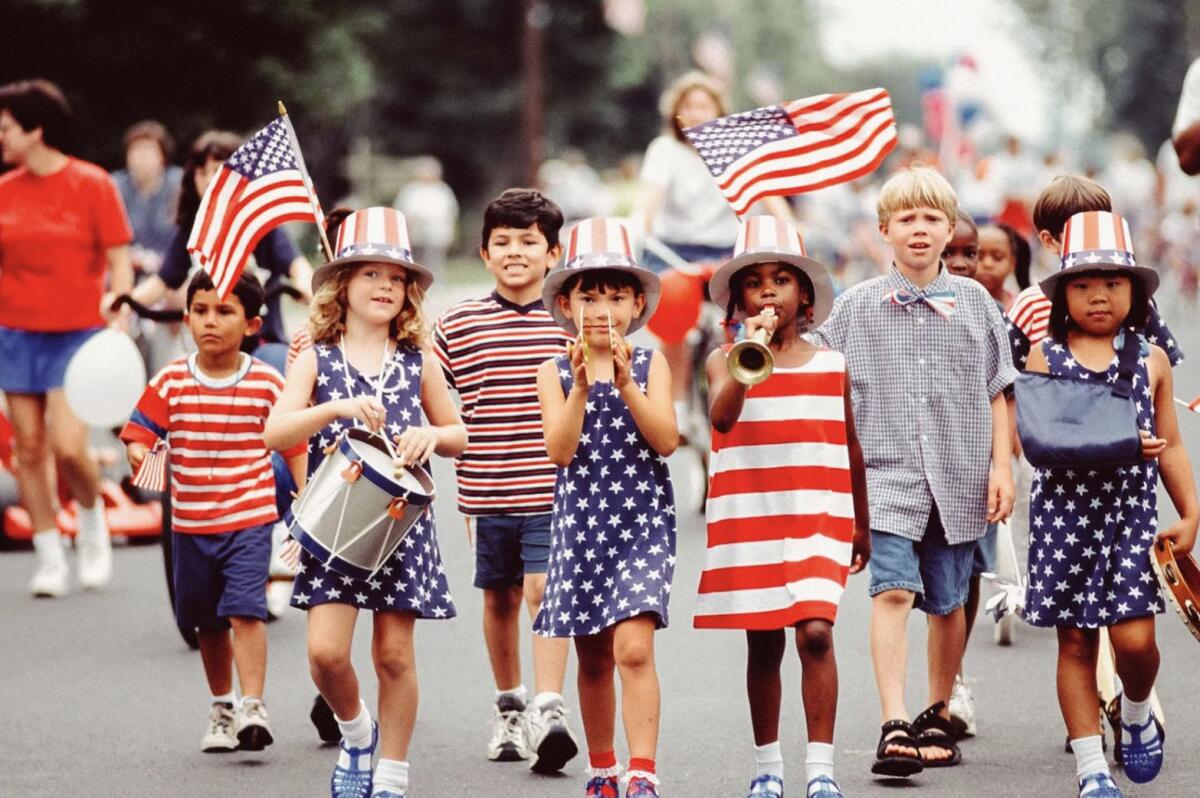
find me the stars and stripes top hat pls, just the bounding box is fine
[311,207,434,294]
[1039,210,1159,299]
[708,216,834,331]
[541,217,661,334]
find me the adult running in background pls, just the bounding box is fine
[0,79,133,598]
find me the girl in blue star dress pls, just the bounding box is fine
[266,207,466,798]
[535,218,678,798]
[1018,211,1196,798]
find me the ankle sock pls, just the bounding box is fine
[805,742,835,783]
[754,740,784,779]
[496,684,528,708]
[336,700,374,751]
[76,501,107,541]
[1071,735,1109,782]
[211,691,236,707]
[588,750,619,778]
[627,757,658,785]
[32,529,66,563]
[532,691,563,711]
[1121,693,1153,732]
[373,759,409,792]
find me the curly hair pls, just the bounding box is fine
[308,264,427,349]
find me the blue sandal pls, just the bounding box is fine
[746,774,783,796]
[1119,713,1165,783]
[806,775,844,797]
[1078,772,1124,797]
[331,722,378,798]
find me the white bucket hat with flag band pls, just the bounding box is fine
[541,217,661,335]
[1039,210,1159,299]
[708,216,834,331]
[311,207,434,294]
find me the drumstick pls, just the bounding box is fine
[606,307,633,359]
[578,306,592,383]
[1174,396,1199,414]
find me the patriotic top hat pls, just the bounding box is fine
[541,217,661,335]
[311,207,434,294]
[1039,210,1159,299]
[708,216,834,331]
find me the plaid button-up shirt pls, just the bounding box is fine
[812,266,1017,544]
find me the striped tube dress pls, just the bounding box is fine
[694,349,854,629]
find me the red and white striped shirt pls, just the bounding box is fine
[434,292,572,516]
[1007,284,1052,347]
[121,354,300,534]
[695,350,855,629]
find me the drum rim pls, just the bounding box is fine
[1151,538,1200,638]
[340,430,433,506]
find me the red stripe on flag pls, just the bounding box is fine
[705,513,854,547]
[698,557,849,594]
[708,465,852,499]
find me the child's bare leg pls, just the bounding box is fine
[796,620,837,744]
[524,573,569,695]
[927,607,966,710]
[871,589,918,758]
[1107,617,1159,702]
[483,585,523,690]
[746,630,786,744]
[197,628,234,696]
[228,616,267,698]
[614,615,660,759]
[961,574,982,650]
[1056,627,1102,738]
[373,612,418,761]
[575,629,617,754]
[307,603,361,719]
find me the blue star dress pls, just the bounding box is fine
[290,341,456,619]
[534,346,677,637]
[1023,334,1164,628]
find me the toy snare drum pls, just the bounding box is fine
[287,428,435,580]
[1151,537,1200,645]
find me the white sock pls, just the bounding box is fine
[211,691,236,706]
[373,759,409,793]
[1071,735,1109,782]
[1112,673,1124,699]
[496,684,528,707]
[532,691,562,711]
[754,740,784,779]
[32,529,66,565]
[336,700,374,751]
[805,741,835,783]
[1121,693,1153,735]
[76,501,108,542]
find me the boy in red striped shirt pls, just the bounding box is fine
[121,269,304,755]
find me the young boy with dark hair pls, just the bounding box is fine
[433,188,579,774]
[121,269,304,754]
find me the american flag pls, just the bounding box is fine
[685,88,898,216]
[188,116,324,299]
[131,442,168,493]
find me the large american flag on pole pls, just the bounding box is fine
[187,116,324,299]
[685,88,898,216]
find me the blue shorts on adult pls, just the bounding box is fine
[473,513,552,589]
[971,521,999,577]
[172,523,272,630]
[868,508,975,616]
[0,326,102,394]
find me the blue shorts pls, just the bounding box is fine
[473,513,552,589]
[641,241,733,274]
[0,326,102,394]
[971,521,999,577]
[867,509,975,616]
[172,523,272,630]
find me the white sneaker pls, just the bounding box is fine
[202,702,238,753]
[948,674,977,738]
[30,532,69,598]
[266,579,292,620]
[236,697,274,751]
[487,695,530,762]
[523,698,579,773]
[994,613,1017,646]
[77,528,113,590]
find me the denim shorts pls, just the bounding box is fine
[971,521,999,577]
[867,508,975,616]
[473,513,552,589]
[0,326,102,394]
[172,523,272,630]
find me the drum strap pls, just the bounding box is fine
[339,336,400,460]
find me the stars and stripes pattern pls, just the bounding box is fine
[332,206,415,264]
[734,213,807,257]
[187,116,323,300]
[684,88,898,216]
[883,287,957,318]
[1060,210,1136,268]
[563,217,637,270]
[131,441,169,493]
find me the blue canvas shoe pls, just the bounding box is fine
[331,722,378,798]
[1078,772,1124,797]
[1119,713,1164,783]
[585,775,620,798]
[747,774,783,796]
[625,775,659,797]
[806,775,844,798]
[371,792,404,798]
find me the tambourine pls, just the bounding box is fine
[1150,537,1200,644]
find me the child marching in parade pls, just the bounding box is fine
[1016,210,1197,798]
[265,208,467,798]
[535,218,678,798]
[695,218,870,798]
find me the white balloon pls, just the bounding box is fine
[63,329,146,428]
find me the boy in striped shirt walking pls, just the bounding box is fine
[121,270,304,755]
[433,189,579,773]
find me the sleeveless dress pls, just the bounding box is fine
[290,341,456,619]
[533,346,676,636]
[1023,334,1164,628]
[695,349,854,629]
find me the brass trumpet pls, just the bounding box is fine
[728,307,775,386]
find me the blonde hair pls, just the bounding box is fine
[308,264,427,348]
[660,71,729,143]
[877,165,958,226]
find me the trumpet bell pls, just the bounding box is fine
[728,338,773,385]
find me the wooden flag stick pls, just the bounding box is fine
[277,101,335,263]
[1174,397,1199,414]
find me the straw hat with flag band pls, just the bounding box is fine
[311,207,434,295]
[1039,210,1160,300]
[707,216,834,331]
[541,217,661,335]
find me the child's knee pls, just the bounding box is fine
[309,641,352,679]
[614,637,654,673]
[746,630,786,669]
[795,621,834,660]
[576,647,615,681]
[1057,628,1098,663]
[522,573,547,610]
[373,644,415,682]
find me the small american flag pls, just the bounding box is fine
[132,442,168,493]
[188,116,324,299]
[685,88,898,216]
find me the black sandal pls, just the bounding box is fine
[913,702,962,768]
[871,718,924,777]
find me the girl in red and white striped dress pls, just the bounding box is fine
[697,218,870,798]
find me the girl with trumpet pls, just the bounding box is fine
[695,218,870,798]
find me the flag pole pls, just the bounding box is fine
[277,101,335,263]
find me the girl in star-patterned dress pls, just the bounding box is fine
[534,218,677,798]
[265,207,466,798]
[1018,210,1197,798]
